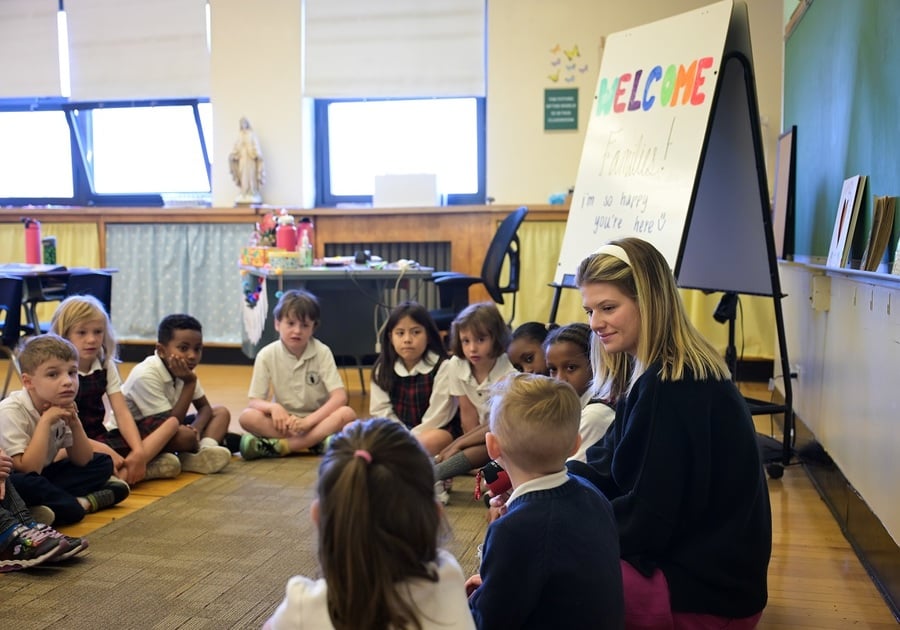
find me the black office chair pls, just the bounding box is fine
[429,206,528,330]
[0,275,25,398]
[65,270,114,317]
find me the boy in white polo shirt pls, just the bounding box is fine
[237,289,356,459]
[121,314,233,475]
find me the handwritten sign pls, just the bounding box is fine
[554,0,732,284]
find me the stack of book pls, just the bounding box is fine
[860,195,896,272]
[826,175,867,269]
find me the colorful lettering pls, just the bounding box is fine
[614,73,631,113]
[596,77,619,115]
[592,56,717,115]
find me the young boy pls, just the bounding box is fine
[466,373,624,629]
[237,289,356,459]
[121,314,232,475]
[0,335,130,526]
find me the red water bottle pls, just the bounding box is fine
[22,217,42,264]
[275,212,298,251]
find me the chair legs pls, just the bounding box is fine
[2,354,20,398]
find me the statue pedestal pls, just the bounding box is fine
[235,193,262,206]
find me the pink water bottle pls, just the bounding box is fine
[22,217,42,264]
[275,212,298,251]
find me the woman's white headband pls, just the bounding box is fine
[594,244,631,267]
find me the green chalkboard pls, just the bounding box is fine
[784,0,900,260]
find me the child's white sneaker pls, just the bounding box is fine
[145,453,182,479]
[434,479,451,505]
[179,445,232,474]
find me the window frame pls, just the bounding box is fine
[314,96,486,207]
[0,97,211,207]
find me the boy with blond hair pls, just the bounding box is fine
[0,335,129,526]
[466,373,624,629]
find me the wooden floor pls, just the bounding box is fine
[3,360,898,626]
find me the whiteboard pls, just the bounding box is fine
[554,0,733,285]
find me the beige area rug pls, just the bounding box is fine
[0,456,488,630]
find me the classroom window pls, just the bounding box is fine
[85,105,210,194]
[0,100,211,207]
[315,97,486,207]
[0,110,74,198]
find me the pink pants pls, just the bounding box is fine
[621,560,763,630]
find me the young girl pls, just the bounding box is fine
[506,321,554,375]
[50,295,181,485]
[543,323,614,462]
[424,303,516,503]
[369,302,458,455]
[263,418,474,630]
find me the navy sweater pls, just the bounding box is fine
[569,363,771,618]
[469,476,624,629]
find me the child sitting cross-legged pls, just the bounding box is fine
[0,335,130,526]
[466,372,624,629]
[238,289,356,459]
[121,314,233,475]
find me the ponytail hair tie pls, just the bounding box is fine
[353,449,372,464]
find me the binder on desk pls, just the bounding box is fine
[0,263,67,274]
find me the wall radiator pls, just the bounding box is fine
[323,241,450,311]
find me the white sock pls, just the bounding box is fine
[200,437,220,450]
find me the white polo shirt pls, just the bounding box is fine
[446,353,517,425]
[121,353,206,419]
[0,389,73,467]
[248,338,345,416]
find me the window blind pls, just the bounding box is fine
[65,0,209,101]
[304,0,485,98]
[0,0,63,98]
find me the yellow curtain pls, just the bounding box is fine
[498,220,775,359]
[0,222,101,324]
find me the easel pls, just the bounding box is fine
[550,0,794,475]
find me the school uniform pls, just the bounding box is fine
[469,471,624,629]
[266,549,474,630]
[369,351,449,429]
[76,357,122,439]
[568,391,615,463]
[122,353,207,421]
[445,354,517,424]
[410,359,460,436]
[247,338,344,415]
[0,390,114,525]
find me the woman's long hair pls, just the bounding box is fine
[575,237,729,401]
[317,418,445,630]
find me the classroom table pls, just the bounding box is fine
[239,264,434,365]
[0,264,115,334]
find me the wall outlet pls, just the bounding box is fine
[810,275,831,312]
[790,364,800,379]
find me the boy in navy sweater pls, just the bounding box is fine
[466,373,624,629]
